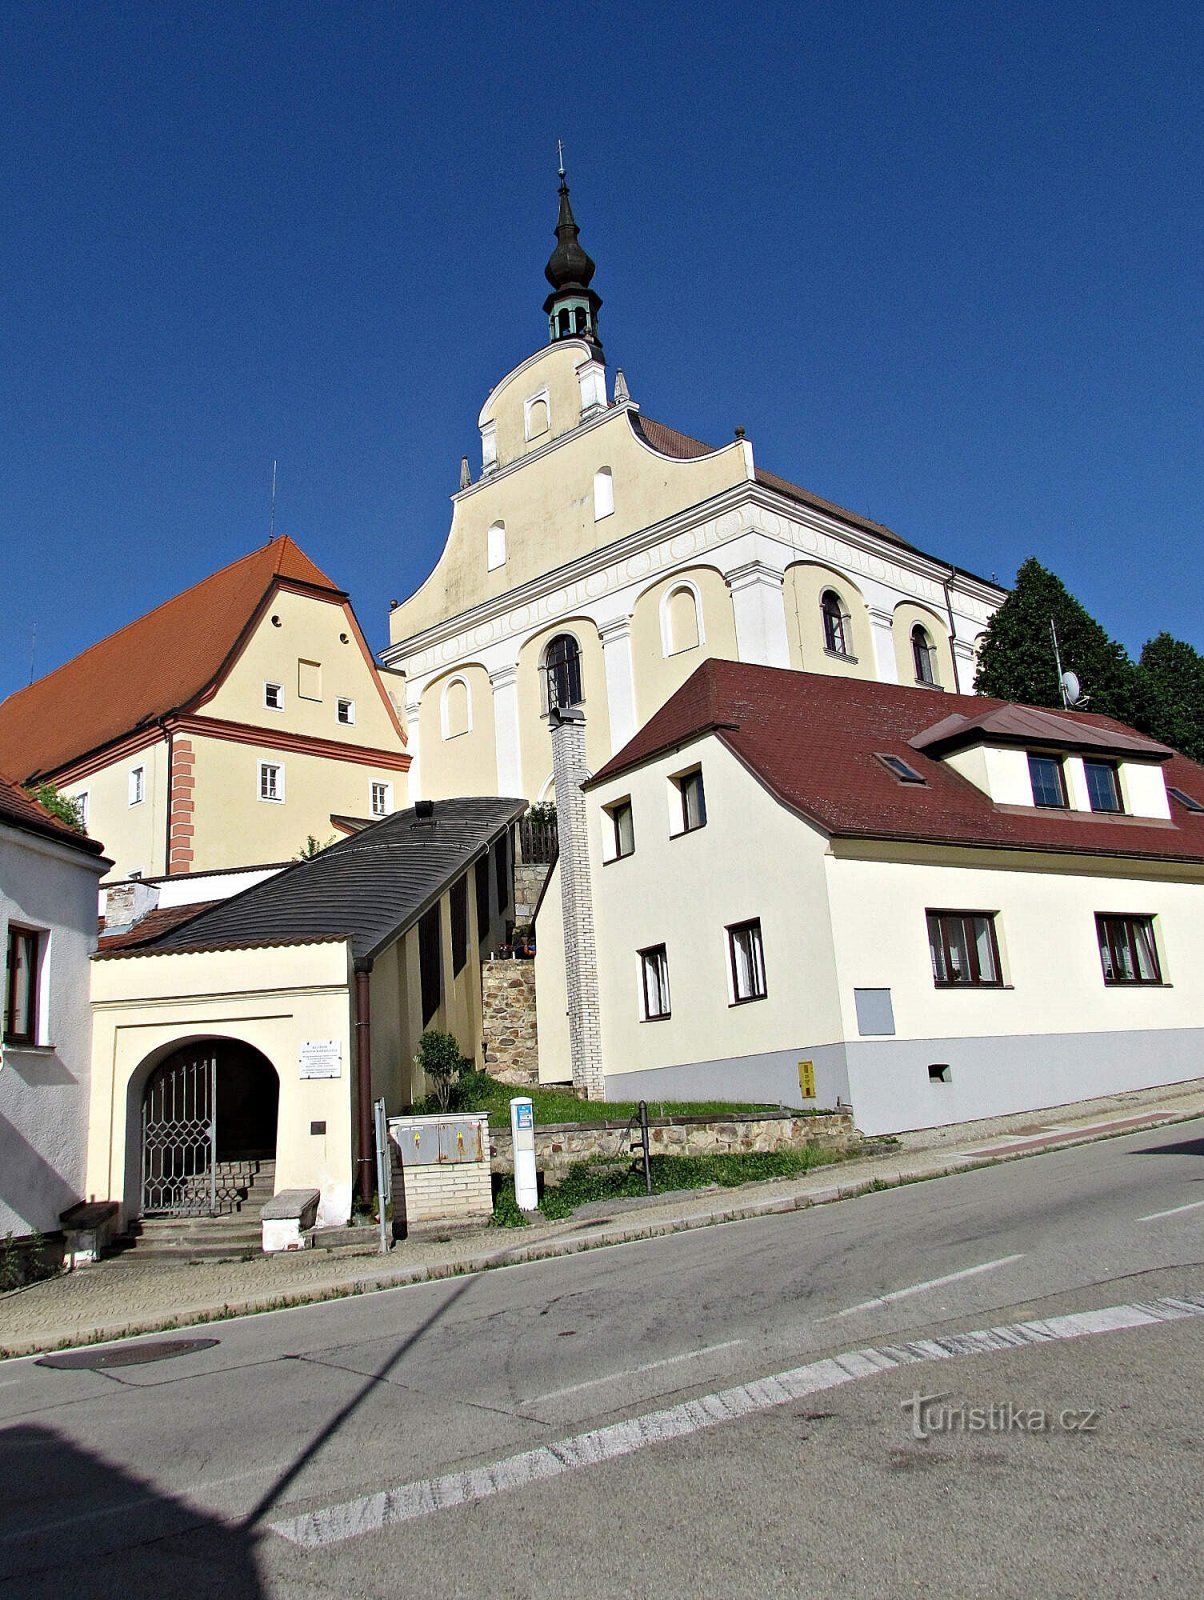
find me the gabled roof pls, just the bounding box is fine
[98,797,526,961]
[0,536,342,780]
[587,660,1204,865]
[0,772,108,857]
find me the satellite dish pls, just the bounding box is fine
[1060,670,1085,707]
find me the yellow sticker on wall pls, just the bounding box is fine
[798,1060,816,1100]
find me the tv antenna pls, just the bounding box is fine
[1051,618,1087,707]
[269,459,278,540]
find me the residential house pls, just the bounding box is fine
[0,536,410,882]
[535,661,1204,1132]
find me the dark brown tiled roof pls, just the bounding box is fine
[98,901,222,952]
[587,661,1204,866]
[0,771,107,857]
[100,797,526,961]
[0,536,341,781]
[911,704,1172,760]
[629,415,718,460]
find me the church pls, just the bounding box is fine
[384,167,1008,804]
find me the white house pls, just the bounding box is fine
[535,662,1204,1133]
[1,774,111,1241]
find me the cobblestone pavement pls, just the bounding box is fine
[3,1080,1201,1360]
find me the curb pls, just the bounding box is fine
[2,1105,1199,1361]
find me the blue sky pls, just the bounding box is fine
[2,1,1201,703]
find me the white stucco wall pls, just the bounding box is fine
[1,821,109,1238]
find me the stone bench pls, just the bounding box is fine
[59,1201,120,1269]
[260,1188,320,1253]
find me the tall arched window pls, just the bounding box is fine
[487,521,506,571]
[593,467,614,520]
[821,590,850,656]
[912,624,939,686]
[544,634,583,711]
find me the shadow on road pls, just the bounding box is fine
[1131,1136,1204,1160]
[0,1424,265,1598]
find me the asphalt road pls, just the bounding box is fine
[3,1119,1203,1597]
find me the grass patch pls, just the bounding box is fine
[411,1071,785,1126]
[492,1142,851,1227]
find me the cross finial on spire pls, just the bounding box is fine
[557,138,565,179]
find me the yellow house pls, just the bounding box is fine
[0,536,410,882]
[89,797,522,1232]
[537,661,1204,1132]
[384,172,1006,803]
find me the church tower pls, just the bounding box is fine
[543,161,603,355]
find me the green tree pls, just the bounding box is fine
[974,558,1137,722]
[1133,633,1204,763]
[26,782,85,833]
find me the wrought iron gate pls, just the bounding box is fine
[141,1052,218,1215]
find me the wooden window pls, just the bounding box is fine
[927,911,1002,987]
[1085,760,1123,814]
[544,634,583,711]
[264,681,284,710]
[258,761,284,802]
[370,781,391,817]
[1096,914,1161,984]
[4,927,40,1045]
[451,878,469,976]
[674,767,706,833]
[337,697,355,726]
[911,625,938,686]
[821,591,850,657]
[1028,753,1067,808]
[639,944,671,1020]
[728,919,767,1003]
[606,799,634,859]
[418,904,442,1024]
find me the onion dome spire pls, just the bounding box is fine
[542,149,603,355]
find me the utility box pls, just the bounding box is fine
[388,1112,492,1227]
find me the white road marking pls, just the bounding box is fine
[1138,1198,1204,1223]
[531,1340,746,1403]
[832,1254,1025,1317]
[269,1288,1204,1550]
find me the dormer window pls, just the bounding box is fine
[1084,760,1123,814]
[1028,753,1067,809]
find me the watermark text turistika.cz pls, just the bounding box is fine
[901,1392,1100,1441]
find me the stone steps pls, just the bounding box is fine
[115,1160,278,1261]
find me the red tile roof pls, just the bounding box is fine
[0,536,341,780]
[0,771,107,856]
[587,660,1204,866]
[97,901,222,951]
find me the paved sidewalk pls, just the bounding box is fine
[3,1079,1202,1360]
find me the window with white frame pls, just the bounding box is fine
[1096,913,1161,984]
[727,919,767,1003]
[4,925,42,1045]
[593,467,614,520]
[129,766,145,806]
[258,761,284,802]
[672,766,707,834]
[264,681,284,710]
[639,944,671,1020]
[605,798,635,860]
[370,780,392,818]
[337,697,355,726]
[75,791,89,829]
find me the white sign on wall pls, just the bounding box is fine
[298,1040,341,1079]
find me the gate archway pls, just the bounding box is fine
[141,1040,279,1216]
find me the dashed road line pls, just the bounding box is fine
[1138,1198,1204,1223]
[269,1288,1204,1550]
[531,1340,746,1404]
[832,1254,1025,1317]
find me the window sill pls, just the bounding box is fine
[823,648,858,664]
[671,822,707,839]
[1,1041,57,1054]
[729,993,767,1007]
[912,679,945,691]
[641,1013,672,1023]
[603,852,635,866]
[1102,980,1170,988]
[932,983,1013,991]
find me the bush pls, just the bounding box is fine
[414,1030,471,1111]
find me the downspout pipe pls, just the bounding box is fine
[353,959,375,1210]
[942,569,962,695]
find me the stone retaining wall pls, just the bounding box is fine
[481,959,539,1085]
[514,862,549,924]
[490,1109,857,1183]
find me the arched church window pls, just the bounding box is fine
[487,521,506,571]
[442,677,471,740]
[574,306,587,333]
[665,586,701,655]
[821,590,850,657]
[593,467,614,520]
[525,394,550,440]
[544,633,583,712]
[558,308,571,336]
[912,624,939,686]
